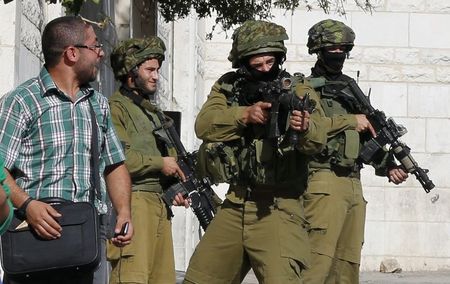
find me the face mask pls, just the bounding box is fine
[321,51,347,74]
[246,62,281,82]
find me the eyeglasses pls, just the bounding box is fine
[74,43,103,54]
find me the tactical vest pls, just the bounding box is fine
[308,76,361,171]
[197,71,309,189]
[111,89,177,192]
[119,87,177,157]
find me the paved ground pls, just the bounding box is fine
[360,271,450,284]
[177,270,450,283]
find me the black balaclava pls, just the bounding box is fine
[243,54,284,82]
[319,50,347,75]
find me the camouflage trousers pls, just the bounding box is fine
[107,191,175,284]
[302,169,366,284]
[184,196,311,284]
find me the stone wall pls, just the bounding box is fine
[194,0,450,271]
[0,0,62,95]
[0,1,20,95]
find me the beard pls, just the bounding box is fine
[133,75,157,97]
[75,61,100,85]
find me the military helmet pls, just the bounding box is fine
[307,19,355,54]
[228,20,288,68]
[110,36,166,80]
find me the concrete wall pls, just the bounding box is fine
[192,0,450,271]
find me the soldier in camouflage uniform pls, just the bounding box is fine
[107,37,189,284]
[183,20,327,284]
[302,19,409,283]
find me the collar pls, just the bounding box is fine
[37,67,94,100]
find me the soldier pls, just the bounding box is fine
[107,37,189,284]
[302,19,409,283]
[183,20,327,284]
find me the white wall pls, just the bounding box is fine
[166,13,209,270]
[186,0,450,272]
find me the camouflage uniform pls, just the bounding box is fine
[107,37,178,284]
[184,20,327,284]
[302,19,394,284]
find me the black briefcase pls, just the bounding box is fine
[0,198,101,277]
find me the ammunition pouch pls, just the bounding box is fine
[196,141,240,185]
[312,129,360,170]
[312,77,361,171]
[197,138,307,189]
[240,138,306,187]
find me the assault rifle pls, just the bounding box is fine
[119,86,216,230]
[155,112,217,231]
[239,71,315,145]
[344,79,435,193]
[255,75,316,145]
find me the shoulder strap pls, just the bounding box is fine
[307,74,355,90]
[307,77,327,89]
[217,71,241,106]
[119,86,159,113]
[119,86,178,151]
[88,99,101,204]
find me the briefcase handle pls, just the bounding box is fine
[38,197,74,206]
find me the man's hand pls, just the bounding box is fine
[5,169,62,239]
[110,219,133,247]
[242,101,272,125]
[105,163,133,247]
[172,192,190,208]
[355,114,376,137]
[289,110,310,132]
[388,167,409,184]
[26,200,62,240]
[161,157,186,182]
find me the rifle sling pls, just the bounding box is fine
[119,86,174,129]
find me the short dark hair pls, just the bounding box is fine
[42,16,91,67]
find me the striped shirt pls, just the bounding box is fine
[0,67,125,213]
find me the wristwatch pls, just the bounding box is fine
[15,196,33,220]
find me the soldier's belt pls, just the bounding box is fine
[234,185,302,202]
[324,166,360,179]
[132,183,163,193]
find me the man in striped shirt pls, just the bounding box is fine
[0,16,133,284]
